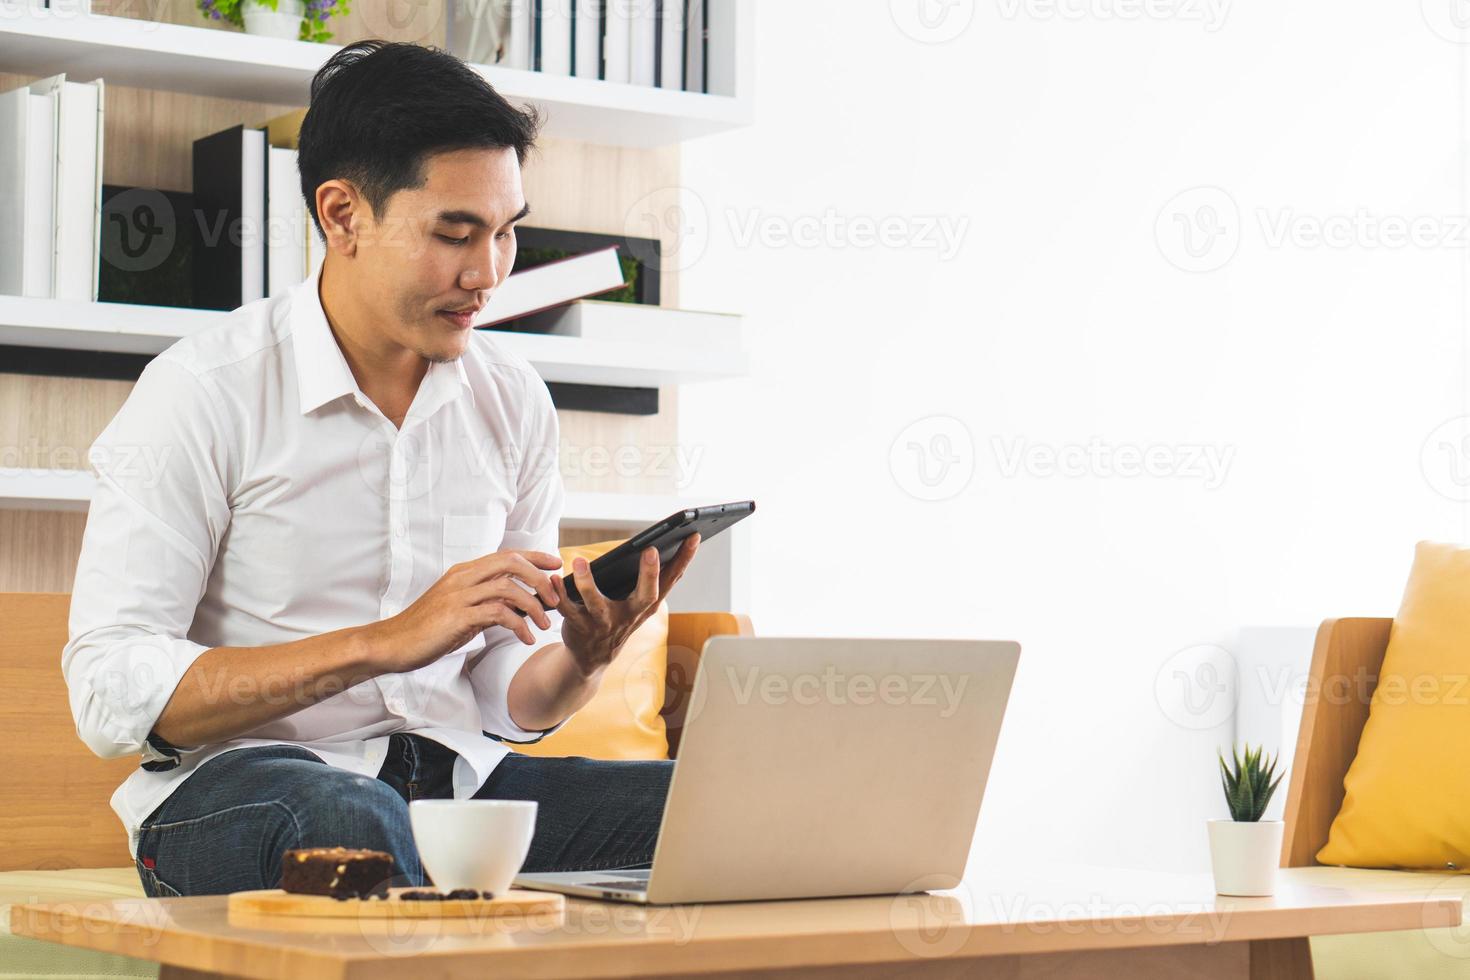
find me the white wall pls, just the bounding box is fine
[675,0,1469,873]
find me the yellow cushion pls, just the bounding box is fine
[510,539,670,761]
[1318,541,1470,869]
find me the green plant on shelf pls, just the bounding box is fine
[195,0,351,43]
[1217,743,1286,822]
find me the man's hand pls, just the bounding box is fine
[369,549,564,673]
[551,534,700,679]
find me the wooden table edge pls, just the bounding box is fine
[8,892,1464,980]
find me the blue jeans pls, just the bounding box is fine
[133,734,674,897]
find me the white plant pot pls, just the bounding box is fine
[1207,819,1284,896]
[241,0,304,40]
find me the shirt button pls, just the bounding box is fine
[393,523,406,538]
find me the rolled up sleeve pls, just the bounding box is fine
[468,372,573,744]
[62,357,232,762]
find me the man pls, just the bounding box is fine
[61,39,698,897]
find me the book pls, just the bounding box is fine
[31,74,105,302]
[705,0,736,96]
[260,110,322,285]
[474,246,626,327]
[266,146,303,298]
[192,124,266,311]
[656,0,685,90]
[603,0,631,83]
[97,184,194,309]
[0,79,57,299]
[537,0,573,74]
[630,0,657,86]
[683,0,705,93]
[504,0,533,69]
[263,107,306,149]
[514,299,741,350]
[573,0,603,79]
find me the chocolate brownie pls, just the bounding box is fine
[281,847,393,899]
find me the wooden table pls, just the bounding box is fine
[9,863,1463,979]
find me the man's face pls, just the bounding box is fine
[351,146,528,363]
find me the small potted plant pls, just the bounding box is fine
[1208,744,1287,896]
[196,0,350,42]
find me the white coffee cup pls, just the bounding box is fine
[408,799,538,893]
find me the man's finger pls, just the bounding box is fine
[507,554,559,609]
[550,574,583,625]
[570,556,610,618]
[632,546,660,613]
[518,550,565,570]
[658,534,700,595]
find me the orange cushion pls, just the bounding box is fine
[1318,541,1470,868]
[511,539,670,760]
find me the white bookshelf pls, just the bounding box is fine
[0,6,754,147]
[0,469,750,611]
[0,295,749,388]
[0,8,755,612]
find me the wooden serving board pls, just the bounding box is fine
[228,887,564,919]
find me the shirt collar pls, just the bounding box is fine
[290,258,474,418]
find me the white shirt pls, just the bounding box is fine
[62,258,570,860]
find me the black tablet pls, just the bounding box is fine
[515,500,755,615]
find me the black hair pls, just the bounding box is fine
[297,40,542,238]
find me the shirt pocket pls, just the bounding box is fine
[442,512,507,572]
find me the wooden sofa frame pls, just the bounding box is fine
[1280,618,1395,868]
[0,592,752,873]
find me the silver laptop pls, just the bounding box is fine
[514,635,1020,904]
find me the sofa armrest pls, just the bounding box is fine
[663,612,754,759]
[1281,617,1393,867]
